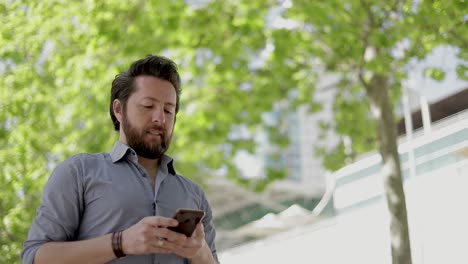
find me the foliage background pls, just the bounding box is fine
[1,0,466,263]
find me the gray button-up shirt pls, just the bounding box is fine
[22,141,218,264]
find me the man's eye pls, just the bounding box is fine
[164,109,173,114]
[142,105,152,109]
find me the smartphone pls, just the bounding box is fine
[168,208,205,237]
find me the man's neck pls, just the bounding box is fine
[137,156,160,186]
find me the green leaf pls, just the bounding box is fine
[455,64,468,81]
[423,67,446,81]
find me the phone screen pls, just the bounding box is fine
[167,208,205,237]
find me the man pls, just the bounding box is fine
[22,55,219,264]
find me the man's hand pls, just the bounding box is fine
[160,223,216,263]
[121,217,215,263]
[161,222,206,259]
[121,216,187,255]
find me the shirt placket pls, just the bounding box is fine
[129,160,159,264]
[127,153,156,214]
[153,169,171,264]
[153,169,167,214]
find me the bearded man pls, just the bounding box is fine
[22,55,219,264]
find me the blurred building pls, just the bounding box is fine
[208,86,468,263]
[204,74,340,250]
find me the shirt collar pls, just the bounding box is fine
[110,141,176,175]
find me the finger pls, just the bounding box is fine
[158,228,188,244]
[142,216,178,228]
[177,225,204,249]
[154,236,184,252]
[151,238,173,254]
[192,223,204,239]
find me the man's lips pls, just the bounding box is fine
[146,130,163,139]
[148,130,162,136]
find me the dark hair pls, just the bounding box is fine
[110,55,181,131]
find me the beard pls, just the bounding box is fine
[121,112,172,159]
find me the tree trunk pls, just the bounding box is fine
[365,74,413,264]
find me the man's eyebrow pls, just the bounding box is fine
[141,96,156,101]
[141,97,176,107]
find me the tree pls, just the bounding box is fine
[1,0,274,262]
[167,0,467,263]
[270,1,467,263]
[1,0,466,263]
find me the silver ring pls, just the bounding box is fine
[157,237,164,247]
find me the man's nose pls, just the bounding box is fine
[152,108,165,124]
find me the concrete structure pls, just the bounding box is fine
[217,90,468,263]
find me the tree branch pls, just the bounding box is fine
[357,0,374,90]
[358,68,369,90]
[360,0,376,29]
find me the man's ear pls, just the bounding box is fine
[113,99,123,123]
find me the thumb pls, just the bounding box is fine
[193,222,205,239]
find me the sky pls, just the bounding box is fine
[406,45,467,102]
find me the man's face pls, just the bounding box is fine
[120,75,177,159]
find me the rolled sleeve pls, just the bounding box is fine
[22,156,83,264]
